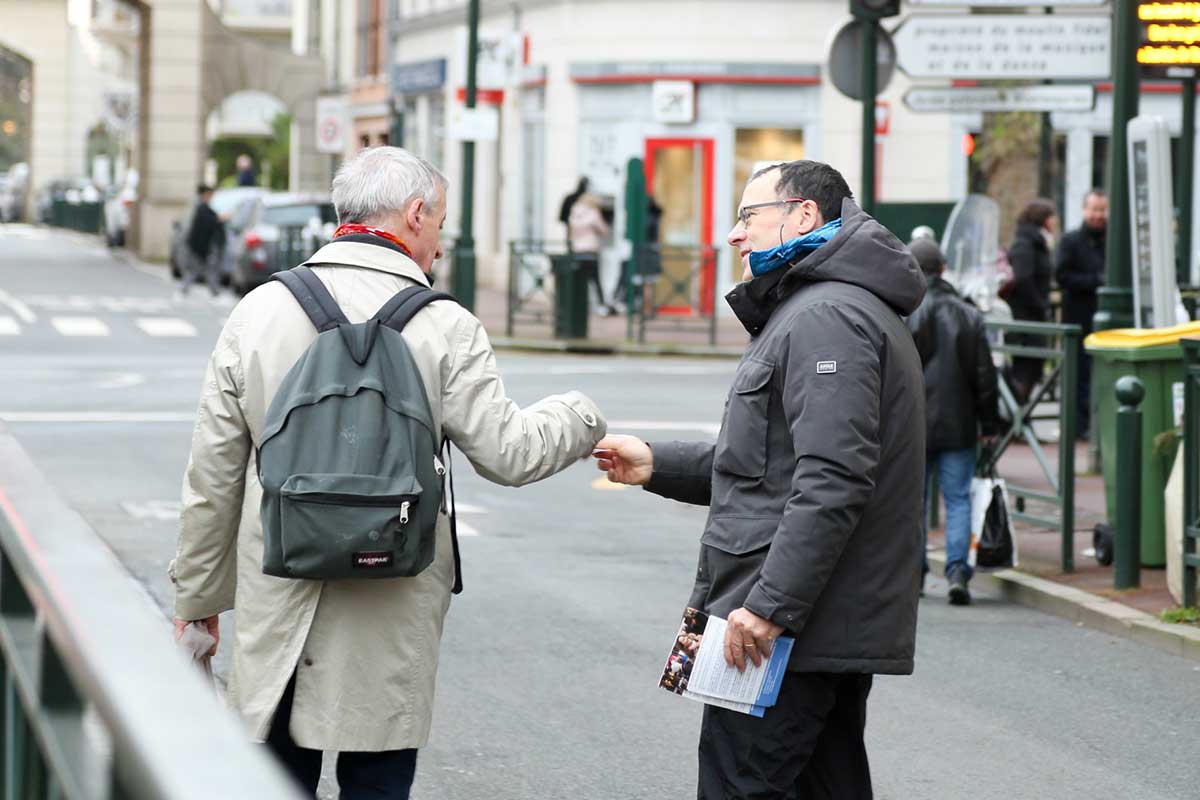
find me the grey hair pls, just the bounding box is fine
[331,146,448,225]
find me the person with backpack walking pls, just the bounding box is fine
[170,146,607,798]
[906,239,1000,606]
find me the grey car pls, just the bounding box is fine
[228,193,337,294]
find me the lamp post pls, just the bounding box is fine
[451,0,480,310]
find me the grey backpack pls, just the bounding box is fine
[258,266,462,591]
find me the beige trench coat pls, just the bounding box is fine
[172,240,607,751]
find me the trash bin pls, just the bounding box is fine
[1086,321,1200,567]
[551,254,589,339]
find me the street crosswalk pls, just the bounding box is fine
[0,291,226,340]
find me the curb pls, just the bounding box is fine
[929,552,1200,662]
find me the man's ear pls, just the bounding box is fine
[405,197,426,233]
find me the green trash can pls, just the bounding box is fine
[1086,323,1200,567]
[551,255,589,339]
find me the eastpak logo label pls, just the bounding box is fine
[816,360,837,374]
[353,551,394,569]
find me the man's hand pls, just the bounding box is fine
[592,435,653,486]
[724,608,785,673]
[174,615,219,657]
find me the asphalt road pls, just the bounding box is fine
[1,225,1197,799]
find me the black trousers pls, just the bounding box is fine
[266,674,418,799]
[697,672,874,800]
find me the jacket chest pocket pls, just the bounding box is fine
[714,359,774,479]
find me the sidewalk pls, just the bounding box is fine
[927,439,1200,661]
[473,283,749,357]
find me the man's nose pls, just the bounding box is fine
[435,243,445,261]
[728,224,745,247]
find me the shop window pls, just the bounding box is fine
[731,128,806,278]
[360,133,371,150]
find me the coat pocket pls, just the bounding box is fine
[279,474,423,579]
[701,514,778,555]
[713,359,774,479]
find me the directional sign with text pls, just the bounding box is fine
[893,15,1111,80]
[1137,1,1200,79]
[903,85,1097,113]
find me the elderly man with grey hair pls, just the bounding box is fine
[171,147,607,798]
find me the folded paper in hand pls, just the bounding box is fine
[658,608,793,717]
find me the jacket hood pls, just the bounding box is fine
[726,198,925,334]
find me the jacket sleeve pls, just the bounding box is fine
[741,303,881,631]
[1055,235,1101,293]
[441,313,607,486]
[643,441,714,506]
[972,316,1001,436]
[173,321,250,621]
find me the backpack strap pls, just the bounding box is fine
[272,266,350,333]
[442,438,464,595]
[373,285,457,333]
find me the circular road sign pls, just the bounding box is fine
[827,19,897,101]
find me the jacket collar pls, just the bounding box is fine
[927,274,959,297]
[300,240,432,287]
[725,268,787,336]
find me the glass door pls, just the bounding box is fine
[644,138,715,315]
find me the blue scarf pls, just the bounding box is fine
[748,218,843,277]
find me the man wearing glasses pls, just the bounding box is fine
[595,161,926,798]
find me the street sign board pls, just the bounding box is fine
[1127,116,1179,329]
[827,19,897,100]
[448,106,499,142]
[1136,1,1200,79]
[893,15,1111,80]
[903,85,1096,113]
[315,95,348,154]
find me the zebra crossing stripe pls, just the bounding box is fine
[136,317,198,337]
[51,317,110,337]
[0,316,19,335]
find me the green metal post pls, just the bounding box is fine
[860,19,877,215]
[451,0,480,311]
[1183,338,1200,607]
[1059,327,1080,572]
[1096,0,1139,332]
[624,157,647,341]
[1179,77,1196,288]
[1114,375,1145,589]
[389,101,405,149]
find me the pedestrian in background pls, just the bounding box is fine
[171,147,607,799]
[236,153,257,187]
[1055,189,1108,439]
[558,176,588,238]
[907,238,1000,606]
[1006,198,1058,404]
[175,184,225,301]
[568,192,619,316]
[595,160,926,799]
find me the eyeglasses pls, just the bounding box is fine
[736,198,808,226]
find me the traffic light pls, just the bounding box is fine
[850,0,900,20]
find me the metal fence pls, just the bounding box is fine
[505,240,564,336]
[503,241,721,345]
[624,244,720,346]
[0,425,301,799]
[978,319,1082,573]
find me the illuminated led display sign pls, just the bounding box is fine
[1138,1,1200,78]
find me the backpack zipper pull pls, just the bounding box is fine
[434,456,446,476]
[400,501,411,525]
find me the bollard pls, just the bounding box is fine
[1114,375,1144,589]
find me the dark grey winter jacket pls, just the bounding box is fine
[646,199,926,675]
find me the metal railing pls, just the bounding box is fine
[0,425,301,799]
[979,319,1082,572]
[624,244,719,346]
[1180,338,1200,606]
[505,239,565,337]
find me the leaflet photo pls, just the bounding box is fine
[658,607,707,695]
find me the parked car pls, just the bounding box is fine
[169,186,269,280]
[102,170,138,247]
[228,193,337,294]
